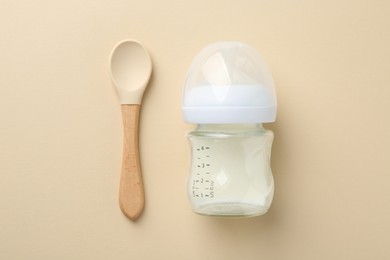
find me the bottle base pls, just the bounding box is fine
[192,202,269,218]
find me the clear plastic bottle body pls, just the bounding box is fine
[187,124,274,217]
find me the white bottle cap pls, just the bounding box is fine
[182,41,277,124]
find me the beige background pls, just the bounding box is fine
[1,0,390,259]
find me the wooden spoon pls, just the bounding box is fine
[110,39,152,220]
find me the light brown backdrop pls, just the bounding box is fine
[1,0,389,259]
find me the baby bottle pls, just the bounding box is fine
[182,42,277,217]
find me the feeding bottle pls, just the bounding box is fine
[182,42,277,217]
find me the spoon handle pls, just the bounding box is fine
[119,104,145,221]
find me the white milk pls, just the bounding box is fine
[187,124,274,217]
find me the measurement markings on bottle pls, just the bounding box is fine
[192,145,214,199]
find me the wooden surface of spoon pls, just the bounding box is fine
[119,105,144,220]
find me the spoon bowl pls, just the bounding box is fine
[110,40,152,104]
